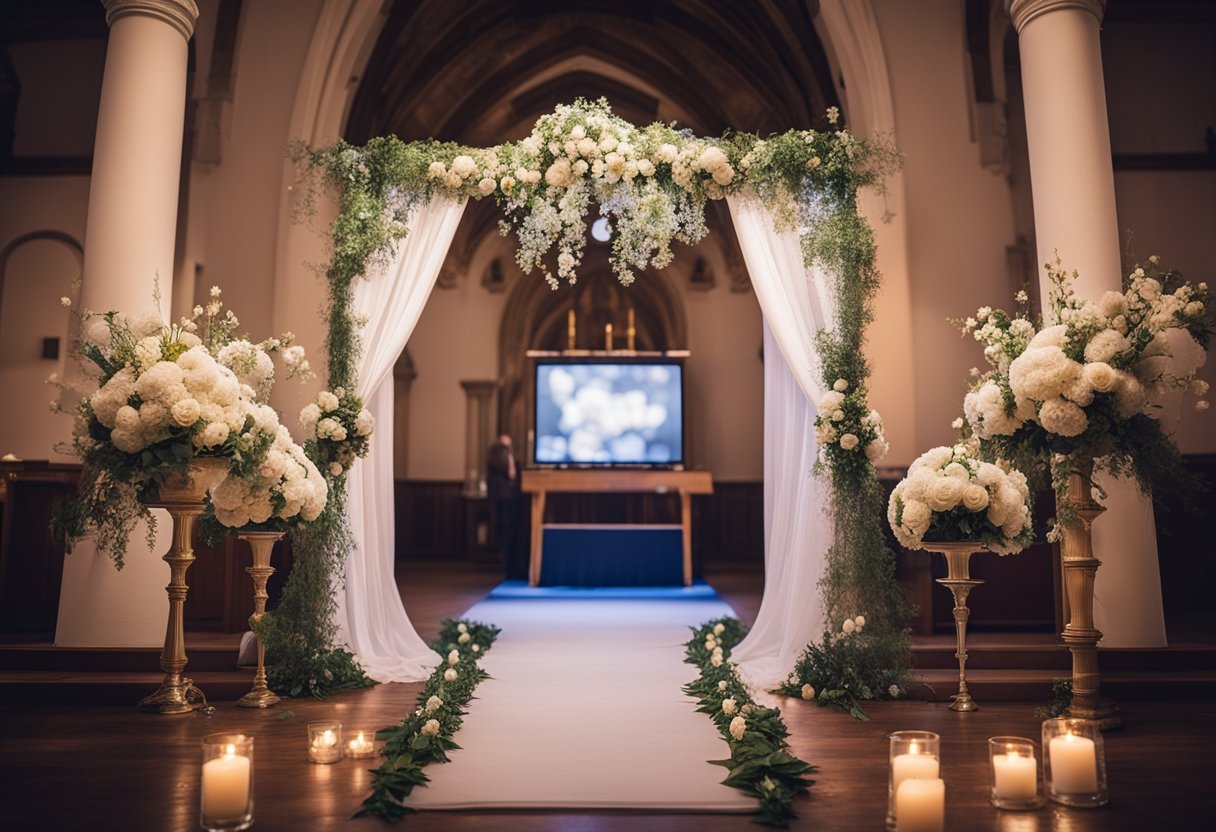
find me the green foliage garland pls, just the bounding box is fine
[359,618,501,821]
[292,97,908,707]
[684,617,816,827]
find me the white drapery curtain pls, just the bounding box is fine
[726,196,837,687]
[334,196,467,683]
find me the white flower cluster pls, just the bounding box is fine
[813,378,889,465]
[300,386,375,478]
[210,424,327,529]
[85,326,248,456]
[888,445,1033,555]
[962,260,1210,442]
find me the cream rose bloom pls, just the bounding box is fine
[961,484,990,512]
[421,719,441,738]
[444,668,457,682]
[729,716,746,741]
[722,698,738,716]
[927,476,964,512]
[801,683,815,700]
[1083,361,1118,393]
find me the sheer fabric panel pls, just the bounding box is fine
[726,197,835,687]
[335,197,467,682]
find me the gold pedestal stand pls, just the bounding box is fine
[929,542,983,712]
[1059,468,1121,730]
[137,457,229,715]
[236,530,284,708]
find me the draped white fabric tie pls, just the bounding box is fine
[726,196,836,687]
[335,196,468,683]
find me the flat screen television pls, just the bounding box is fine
[533,359,684,466]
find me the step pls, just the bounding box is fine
[0,644,242,674]
[910,640,1216,672]
[908,668,1216,702]
[0,670,254,706]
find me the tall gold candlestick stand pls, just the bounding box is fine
[236,530,284,708]
[136,457,229,714]
[928,541,983,712]
[1058,462,1121,729]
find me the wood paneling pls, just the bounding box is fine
[0,463,78,634]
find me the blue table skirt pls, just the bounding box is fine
[538,524,684,587]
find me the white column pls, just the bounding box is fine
[1011,0,1166,647]
[56,0,200,648]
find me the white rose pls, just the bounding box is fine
[718,680,728,692]
[427,161,446,179]
[833,379,849,392]
[444,668,457,682]
[447,649,459,666]
[198,421,230,447]
[888,685,901,698]
[839,433,859,450]
[421,719,441,737]
[477,177,496,195]
[471,644,480,653]
[926,476,964,512]
[425,695,443,714]
[800,683,815,700]
[316,391,340,412]
[170,398,201,428]
[729,716,746,741]
[329,462,343,477]
[458,632,470,644]
[943,462,969,480]
[961,484,990,512]
[712,623,725,636]
[710,654,723,667]
[456,622,468,634]
[865,439,888,461]
[1083,361,1118,393]
[842,619,856,635]
[722,698,738,716]
[545,158,572,188]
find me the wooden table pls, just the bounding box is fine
[520,468,714,586]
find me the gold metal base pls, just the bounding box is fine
[236,530,284,709]
[1067,695,1122,731]
[237,688,282,709]
[930,542,984,714]
[136,676,205,714]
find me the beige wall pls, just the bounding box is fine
[1,2,1210,472]
[0,177,90,460]
[873,0,1019,458]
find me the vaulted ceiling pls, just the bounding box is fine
[345,0,841,146]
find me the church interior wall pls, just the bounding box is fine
[0,0,1211,470]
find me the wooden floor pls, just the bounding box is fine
[3,565,1214,831]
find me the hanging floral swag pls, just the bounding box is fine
[289,97,907,701]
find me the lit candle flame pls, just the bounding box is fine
[909,740,919,755]
[224,743,235,758]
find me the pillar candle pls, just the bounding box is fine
[201,744,251,822]
[993,750,1038,801]
[892,743,940,795]
[1049,732,1098,794]
[895,778,944,832]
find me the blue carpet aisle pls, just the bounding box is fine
[406,582,756,811]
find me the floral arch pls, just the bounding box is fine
[271,99,910,711]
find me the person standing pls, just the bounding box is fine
[486,433,520,564]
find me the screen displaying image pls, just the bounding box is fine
[534,362,683,465]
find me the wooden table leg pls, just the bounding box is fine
[680,489,692,587]
[529,490,546,586]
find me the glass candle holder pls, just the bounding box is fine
[1041,718,1107,807]
[307,722,343,764]
[988,736,1044,810]
[887,731,941,829]
[346,728,377,760]
[200,733,253,832]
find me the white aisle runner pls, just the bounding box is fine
[407,586,756,811]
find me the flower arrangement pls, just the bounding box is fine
[814,377,889,469]
[776,613,910,721]
[960,257,1210,529]
[359,618,500,821]
[299,386,374,479]
[887,445,1034,554]
[684,618,816,827]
